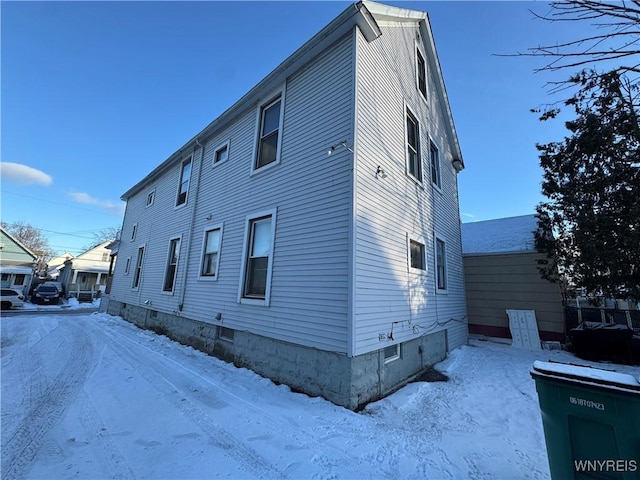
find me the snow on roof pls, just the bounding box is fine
[68,257,110,273]
[0,266,34,275]
[461,214,538,255]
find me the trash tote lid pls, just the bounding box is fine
[531,361,640,393]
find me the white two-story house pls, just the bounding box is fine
[108,1,467,409]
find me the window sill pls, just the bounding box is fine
[406,174,424,189]
[239,296,269,307]
[409,267,427,276]
[250,160,280,178]
[198,275,219,282]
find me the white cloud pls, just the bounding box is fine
[68,192,126,216]
[0,162,53,186]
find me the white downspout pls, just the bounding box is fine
[178,138,205,312]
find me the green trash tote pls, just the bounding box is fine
[531,361,640,480]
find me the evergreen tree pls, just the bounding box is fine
[535,70,640,301]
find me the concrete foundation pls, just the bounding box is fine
[106,299,447,410]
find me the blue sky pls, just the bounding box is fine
[1,1,592,256]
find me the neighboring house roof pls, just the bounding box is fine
[0,227,38,265]
[121,0,464,201]
[62,241,113,273]
[48,252,74,269]
[461,214,538,255]
[66,258,110,274]
[0,266,34,275]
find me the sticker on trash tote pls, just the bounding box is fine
[569,396,605,411]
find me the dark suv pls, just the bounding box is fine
[32,284,61,305]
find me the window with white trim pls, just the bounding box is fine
[146,190,155,208]
[408,235,426,274]
[131,223,137,241]
[430,142,441,189]
[163,237,181,293]
[416,48,427,98]
[406,109,422,182]
[200,226,222,278]
[14,274,25,286]
[213,142,229,165]
[132,246,145,289]
[384,344,400,363]
[124,257,131,275]
[255,96,282,170]
[240,211,276,303]
[435,237,447,291]
[176,158,192,207]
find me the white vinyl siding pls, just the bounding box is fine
[165,34,353,353]
[354,24,467,355]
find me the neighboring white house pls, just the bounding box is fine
[46,252,74,279]
[107,1,467,409]
[58,242,113,300]
[0,227,37,296]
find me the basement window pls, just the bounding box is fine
[384,344,400,363]
[219,327,235,342]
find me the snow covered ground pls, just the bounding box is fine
[2,311,638,480]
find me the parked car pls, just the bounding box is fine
[32,284,61,305]
[1,288,25,310]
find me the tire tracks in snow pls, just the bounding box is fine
[1,319,95,480]
[94,323,288,480]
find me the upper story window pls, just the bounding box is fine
[435,237,448,291]
[146,190,155,208]
[416,49,427,98]
[176,158,192,207]
[255,96,282,171]
[131,223,137,241]
[200,226,223,278]
[406,109,422,183]
[409,236,426,273]
[430,142,441,189]
[163,237,181,293]
[214,142,229,165]
[124,257,131,275]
